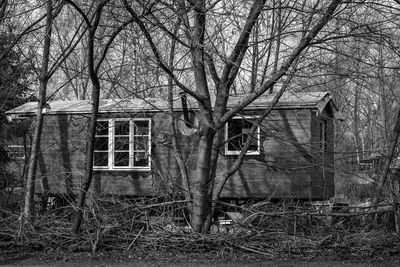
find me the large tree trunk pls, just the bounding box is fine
[189,0,215,233]
[191,131,214,232]
[23,0,53,221]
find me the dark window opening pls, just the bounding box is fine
[226,117,260,155]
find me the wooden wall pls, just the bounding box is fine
[32,106,334,200]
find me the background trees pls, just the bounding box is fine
[0,33,33,198]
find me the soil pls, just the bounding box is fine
[2,248,400,267]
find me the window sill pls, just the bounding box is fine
[225,151,260,156]
[93,168,151,172]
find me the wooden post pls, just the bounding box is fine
[392,170,400,233]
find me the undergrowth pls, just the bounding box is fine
[1,194,400,262]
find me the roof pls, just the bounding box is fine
[6,91,338,118]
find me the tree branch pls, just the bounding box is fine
[216,0,342,129]
[94,18,134,74]
[123,0,201,101]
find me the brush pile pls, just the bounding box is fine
[1,195,400,261]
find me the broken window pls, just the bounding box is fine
[94,118,151,170]
[225,116,260,155]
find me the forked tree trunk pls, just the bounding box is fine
[72,1,107,233]
[23,0,53,221]
[71,0,132,233]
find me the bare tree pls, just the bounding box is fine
[122,0,342,232]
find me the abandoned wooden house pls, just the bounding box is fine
[6,91,340,200]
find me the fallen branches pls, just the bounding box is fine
[215,200,394,217]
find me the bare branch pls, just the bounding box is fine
[94,18,134,74]
[123,0,200,101]
[66,0,91,26]
[216,0,343,129]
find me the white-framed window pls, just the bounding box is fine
[94,118,151,170]
[225,116,260,155]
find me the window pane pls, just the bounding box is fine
[95,137,109,151]
[134,136,148,150]
[134,152,148,166]
[115,120,130,135]
[243,119,252,129]
[134,121,149,135]
[227,136,241,151]
[94,152,108,166]
[228,119,242,138]
[96,121,109,135]
[228,119,243,151]
[242,128,258,151]
[115,136,129,151]
[114,152,130,166]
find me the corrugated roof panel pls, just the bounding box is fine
[6,91,333,116]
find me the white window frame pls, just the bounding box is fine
[93,118,151,171]
[225,116,261,155]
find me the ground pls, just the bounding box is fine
[2,248,400,267]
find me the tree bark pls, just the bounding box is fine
[191,131,214,232]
